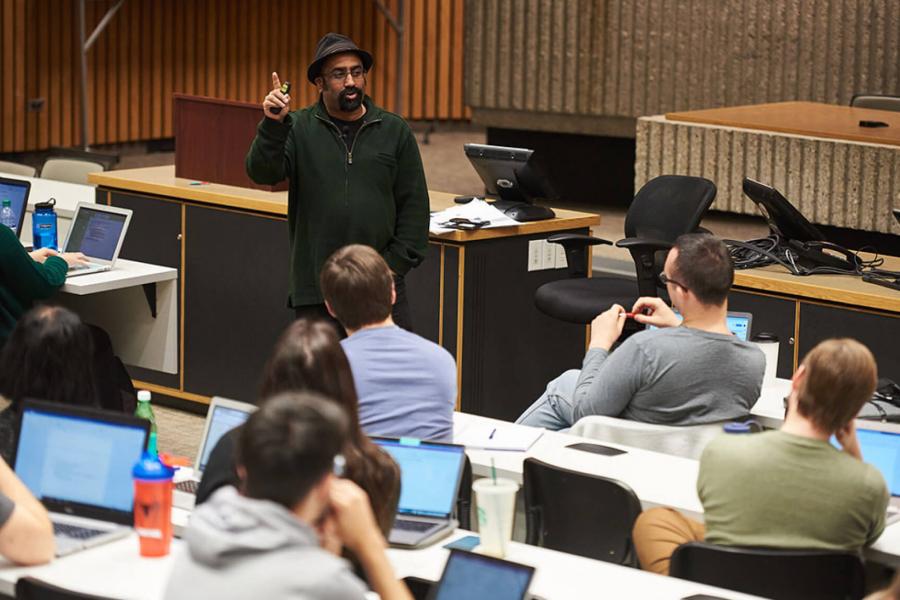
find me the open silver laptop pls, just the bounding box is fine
[841,421,900,525]
[173,396,256,510]
[63,202,132,277]
[374,437,466,548]
[14,400,149,557]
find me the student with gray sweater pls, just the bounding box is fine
[517,234,765,430]
[164,392,412,600]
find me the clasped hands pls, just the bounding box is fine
[588,297,682,351]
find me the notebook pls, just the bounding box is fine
[13,399,149,557]
[173,396,256,510]
[373,437,466,548]
[0,176,30,238]
[62,202,132,277]
[427,550,535,600]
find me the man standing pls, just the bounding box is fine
[246,33,429,330]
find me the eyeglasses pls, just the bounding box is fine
[327,66,366,82]
[658,272,688,290]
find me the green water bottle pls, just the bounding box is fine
[135,390,158,456]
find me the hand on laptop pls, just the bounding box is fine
[632,297,681,329]
[589,304,628,351]
[28,247,58,263]
[60,252,89,268]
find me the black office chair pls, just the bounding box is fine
[669,542,866,600]
[456,455,473,530]
[15,577,120,600]
[535,175,717,324]
[522,457,642,565]
[850,93,900,112]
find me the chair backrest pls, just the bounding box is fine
[456,454,473,530]
[670,542,866,600]
[16,577,120,600]
[522,457,642,565]
[624,175,717,296]
[40,158,105,185]
[0,160,37,177]
[850,94,900,112]
[570,416,725,460]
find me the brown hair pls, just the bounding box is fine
[320,244,393,330]
[795,338,878,433]
[258,318,399,533]
[672,234,734,306]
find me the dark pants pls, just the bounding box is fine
[294,275,413,335]
[87,324,137,414]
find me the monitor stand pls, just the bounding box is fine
[490,199,556,222]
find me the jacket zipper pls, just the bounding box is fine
[315,114,383,165]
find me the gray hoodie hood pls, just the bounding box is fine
[185,485,318,567]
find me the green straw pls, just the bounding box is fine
[491,458,497,485]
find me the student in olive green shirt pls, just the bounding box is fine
[633,338,888,576]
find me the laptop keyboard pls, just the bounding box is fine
[54,522,106,540]
[176,480,199,494]
[394,519,436,533]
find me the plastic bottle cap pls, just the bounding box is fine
[137,390,151,402]
[132,451,174,480]
[723,422,752,434]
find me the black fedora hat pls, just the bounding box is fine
[307,33,374,83]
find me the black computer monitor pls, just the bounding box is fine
[893,207,899,226]
[742,178,825,242]
[463,143,558,208]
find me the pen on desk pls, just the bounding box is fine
[489,428,496,439]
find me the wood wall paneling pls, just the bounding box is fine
[0,0,468,153]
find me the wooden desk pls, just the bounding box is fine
[728,255,900,380]
[635,102,900,235]
[90,167,600,419]
[666,101,900,147]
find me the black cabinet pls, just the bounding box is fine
[183,205,294,401]
[729,290,797,378]
[109,191,183,388]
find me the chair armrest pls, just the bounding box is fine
[547,233,613,248]
[614,237,673,252]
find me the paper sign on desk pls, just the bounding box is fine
[429,199,519,234]
[454,420,543,451]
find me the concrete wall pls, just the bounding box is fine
[465,0,900,137]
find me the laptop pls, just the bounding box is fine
[62,202,132,277]
[834,421,900,524]
[13,399,149,557]
[373,437,466,548]
[0,176,30,238]
[427,550,536,600]
[173,396,256,510]
[647,310,753,341]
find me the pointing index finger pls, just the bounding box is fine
[272,71,281,89]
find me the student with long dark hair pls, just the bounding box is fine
[196,318,400,534]
[0,305,99,463]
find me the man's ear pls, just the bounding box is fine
[324,300,337,318]
[390,281,397,306]
[315,77,324,93]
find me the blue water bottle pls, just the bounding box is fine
[32,198,58,250]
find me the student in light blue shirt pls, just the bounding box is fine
[321,245,456,442]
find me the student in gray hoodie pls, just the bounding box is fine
[164,392,413,600]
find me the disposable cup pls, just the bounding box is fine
[473,477,518,557]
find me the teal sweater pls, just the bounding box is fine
[0,225,67,343]
[245,97,430,307]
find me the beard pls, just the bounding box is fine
[338,86,364,112]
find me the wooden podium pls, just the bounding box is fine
[173,94,288,192]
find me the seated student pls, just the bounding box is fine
[164,392,413,600]
[632,338,888,575]
[195,319,400,535]
[517,234,765,430]
[0,306,101,464]
[0,456,54,565]
[320,244,456,442]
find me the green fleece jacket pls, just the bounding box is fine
[0,225,67,343]
[245,97,429,307]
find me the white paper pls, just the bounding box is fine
[429,198,520,234]
[454,420,544,451]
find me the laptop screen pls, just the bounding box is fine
[15,406,147,514]
[841,428,900,496]
[374,439,465,518]
[0,178,29,237]
[431,550,535,600]
[65,207,127,260]
[198,404,253,473]
[726,313,751,341]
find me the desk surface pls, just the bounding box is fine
[61,259,178,295]
[90,166,601,242]
[665,101,900,147]
[733,254,900,313]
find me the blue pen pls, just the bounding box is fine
[489,428,496,439]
